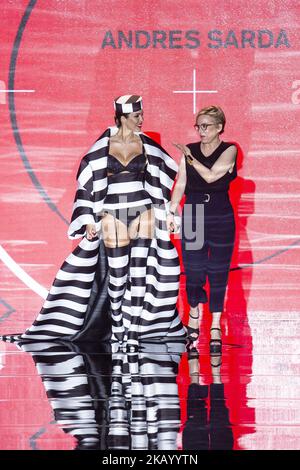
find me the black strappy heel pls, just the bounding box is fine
[187,345,199,360]
[187,309,200,342]
[211,358,222,368]
[209,327,222,354]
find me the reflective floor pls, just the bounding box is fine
[1,310,299,450]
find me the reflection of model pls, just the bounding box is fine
[15,341,112,450]
[2,95,185,347]
[108,341,184,450]
[15,340,184,450]
[168,106,237,352]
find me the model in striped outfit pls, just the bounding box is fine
[1,95,185,348]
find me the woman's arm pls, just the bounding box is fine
[174,143,237,184]
[166,155,186,232]
[191,145,237,183]
[170,155,187,213]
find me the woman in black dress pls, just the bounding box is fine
[167,106,237,352]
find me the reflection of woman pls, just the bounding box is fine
[168,106,237,352]
[182,347,234,450]
[2,95,185,348]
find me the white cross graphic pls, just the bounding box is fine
[173,69,218,114]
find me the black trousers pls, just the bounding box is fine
[181,192,235,312]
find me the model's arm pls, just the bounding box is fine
[174,143,237,184]
[192,145,237,183]
[166,155,186,232]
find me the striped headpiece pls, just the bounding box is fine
[114,94,143,114]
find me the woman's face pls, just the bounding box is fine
[195,114,222,143]
[122,110,144,131]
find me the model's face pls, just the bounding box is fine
[195,115,222,143]
[122,110,144,131]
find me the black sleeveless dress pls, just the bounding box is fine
[181,141,237,312]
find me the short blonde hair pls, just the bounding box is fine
[195,105,226,134]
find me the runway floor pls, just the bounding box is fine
[0,308,299,451]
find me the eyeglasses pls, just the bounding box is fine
[194,123,216,132]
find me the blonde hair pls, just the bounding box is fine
[195,105,226,134]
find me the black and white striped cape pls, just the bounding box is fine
[3,126,185,342]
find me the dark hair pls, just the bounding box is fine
[114,112,129,128]
[195,105,226,134]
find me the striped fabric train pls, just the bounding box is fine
[1,127,185,344]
